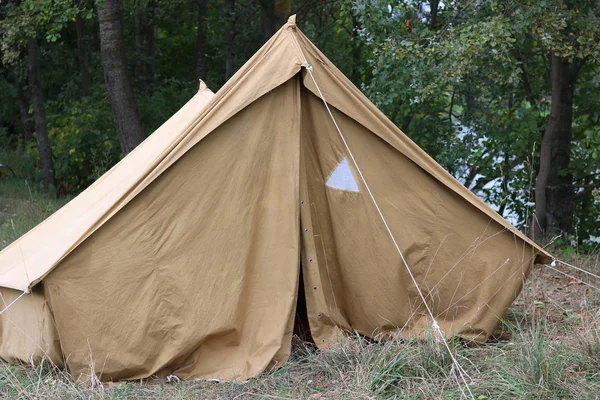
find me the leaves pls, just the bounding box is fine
[0,0,81,65]
[353,0,600,241]
[0,0,598,245]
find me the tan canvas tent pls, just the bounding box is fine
[0,16,551,382]
[0,81,215,368]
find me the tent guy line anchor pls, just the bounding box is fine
[299,57,476,400]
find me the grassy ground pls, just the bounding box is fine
[0,150,69,250]
[0,151,598,399]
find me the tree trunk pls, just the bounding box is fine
[429,0,439,29]
[498,151,511,217]
[15,78,32,154]
[134,0,158,82]
[134,5,148,78]
[498,95,513,217]
[75,0,91,96]
[97,0,145,155]
[350,13,362,84]
[259,0,291,43]
[146,0,157,81]
[546,58,581,236]
[259,0,275,43]
[225,0,236,78]
[533,53,581,240]
[274,0,291,26]
[27,40,55,189]
[196,0,208,80]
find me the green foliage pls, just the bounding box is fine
[46,90,119,194]
[0,74,18,146]
[0,0,81,64]
[352,0,600,242]
[0,148,36,179]
[0,0,599,247]
[137,78,197,133]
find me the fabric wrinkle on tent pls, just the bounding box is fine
[0,16,552,382]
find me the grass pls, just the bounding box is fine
[0,150,599,399]
[0,179,69,250]
[0,149,69,249]
[0,305,598,399]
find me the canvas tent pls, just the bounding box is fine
[0,81,215,368]
[0,16,551,382]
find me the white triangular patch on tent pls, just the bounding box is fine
[326,158,360,192]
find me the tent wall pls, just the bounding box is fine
[0,287,63,366]
[299,89,535,343]
[43,78,302,382]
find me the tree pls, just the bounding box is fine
[353,0,600,244]
[259,0,291,43]
[533,54,582,239]
[97,0,146,155]
[74,0,91,97]
[528,0,599,240]
[1,0,598,248]
[134,0,158,81]
[14,74,32,153]
[27,39,56,189]
[0,0,79,189]
[225,0,236,78]
[196,0,208,80]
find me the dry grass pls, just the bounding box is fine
[0,152,599,399]
[0,287,598,400]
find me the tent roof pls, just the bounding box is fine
[0,84,214,291]
[0,16,551,292]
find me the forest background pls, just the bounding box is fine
[0,0,599,250]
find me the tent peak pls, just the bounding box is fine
[287,15,296,26]
[198,79,208,92]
